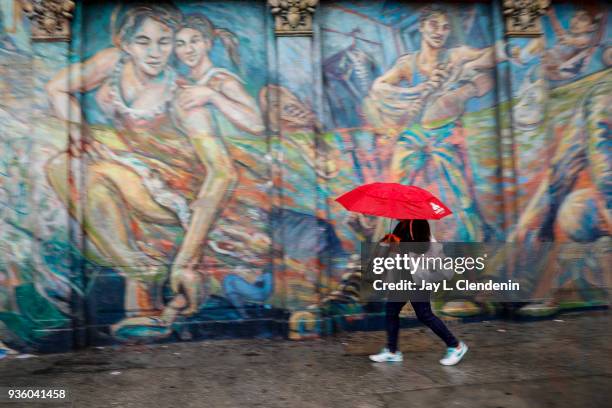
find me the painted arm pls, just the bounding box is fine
[370,54,426,98]
[547,7,566,38]
[564,35,592,48]
[517,38,546,64]
[458,46,496,71]
[177,77,265,135]
[45,48,120,154]
[170,103,239,314]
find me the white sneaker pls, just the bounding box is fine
[369,347,403,362]
[439,341,468,366]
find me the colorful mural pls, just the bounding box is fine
[0,0,610,352]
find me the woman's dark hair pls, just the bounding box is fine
[178,13,240,68]
[419,5,450,27]
[111,3,182,48]
[392,219,431,253]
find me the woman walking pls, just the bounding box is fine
[369,219,468,365]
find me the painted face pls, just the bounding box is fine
[420,13,451,49]
[175,28,211,68]
[570,11,595,34]
[123,17,174,77]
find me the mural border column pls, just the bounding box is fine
[500,0,551,232]
[22,0,75,42]
[267,0,328,339]
[20,0,89,349]
[269,0,318,37]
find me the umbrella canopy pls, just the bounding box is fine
[335,182,452,220]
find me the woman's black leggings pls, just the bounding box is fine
[386,300,459,352]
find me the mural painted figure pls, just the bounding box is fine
[515,6,608,81]
[44,4,266,337]
[544,6,607,81]
[364,6,497,241]
[501,4,611,315]
[511,79,611,315]
[172,13,272,319]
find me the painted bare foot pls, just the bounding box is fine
[109,293,194,341]
[440,300,483,317]
[517,300,559,317]
[110,316,172,340]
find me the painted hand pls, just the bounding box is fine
[404,100,423,120]
[170,264,205,316]
[67,134,84,158]
[68,129,110,160]
[428,65,450,88]
[177,85,215,110]
[370,81,397,99]
[371,81,420,101]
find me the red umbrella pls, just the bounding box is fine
[335,182,452,220]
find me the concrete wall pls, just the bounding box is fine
[0,0,610,352]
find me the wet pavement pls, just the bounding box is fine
[1,311,610,407]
